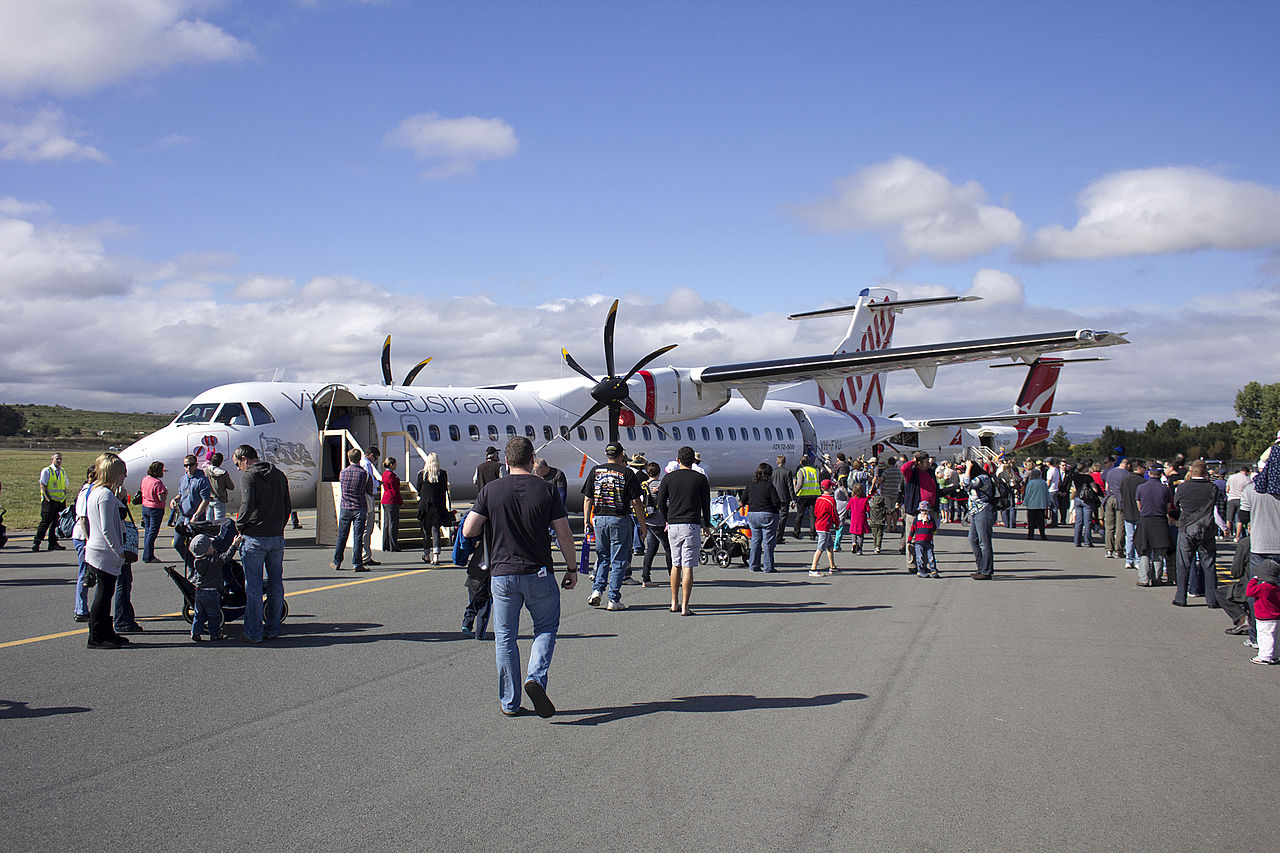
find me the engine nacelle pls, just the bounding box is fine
[628,368,730,423]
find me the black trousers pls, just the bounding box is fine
[34,499,65,547]
[1026,509,1047,539]
[793,497,817,539]
[642,529,672,581]
[87,567,118,643]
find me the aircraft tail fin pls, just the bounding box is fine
[770,289,979,418]
[1010,357,1064,448]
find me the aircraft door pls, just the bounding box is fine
[788,409,818,459]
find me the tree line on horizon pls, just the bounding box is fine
[1023,380,1280,465]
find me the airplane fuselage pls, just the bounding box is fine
[119,380,905,510]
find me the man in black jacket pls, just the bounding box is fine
[1171,459,1225,608]
[233,444,291,643]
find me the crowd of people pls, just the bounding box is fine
[11,427,1280,715]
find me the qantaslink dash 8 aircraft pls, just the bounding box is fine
[119,288,1126,510]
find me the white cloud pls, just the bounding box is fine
[383,112,518,179]
[0,0,250,97]
[0,108,108,163]
[232,274,296,302]
[0,215,131,296]
[1025,166,1280,260]
[966,269,1025,305]
[0,196,53,217]
[792,156,1023,263]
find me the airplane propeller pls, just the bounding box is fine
[381,335,433,386]
[561,300,677,445]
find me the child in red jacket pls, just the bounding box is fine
[910,501,940,578]
[1246,558,1280,664]
[809,480,839,577]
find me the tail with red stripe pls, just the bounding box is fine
[771,287,898,417]
[1010,357,1063,449]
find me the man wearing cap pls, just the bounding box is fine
[583,442,646,610]
[474,446,504,490]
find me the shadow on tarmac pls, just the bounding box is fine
[553,690,868,726]
[0,699,91,719]
[0,577,73,587]
[695,602,890,616]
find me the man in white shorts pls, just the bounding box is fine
[657,446,712,616]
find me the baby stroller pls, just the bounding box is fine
[166,518,289,626]
[700,494,752,568]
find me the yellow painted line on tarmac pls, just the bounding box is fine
[0,567,436,650]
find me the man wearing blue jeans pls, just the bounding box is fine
[963,460,997,579]
[582,442,645,611]
[330,448,373,572]
[233,444,291,644]
[463,437,577,718]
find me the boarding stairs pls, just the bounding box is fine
[315,428,435,552]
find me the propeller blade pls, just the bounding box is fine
[561,349,598,383]
[603,299,619,377]
[620,343,678,384]
[569,400,609,432]
[402,357,432,387]
[380,335,392,385]
[620,396,668,437]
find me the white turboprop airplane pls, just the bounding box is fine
[118,287,1126,510]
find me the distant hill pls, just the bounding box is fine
[0,403,174,449]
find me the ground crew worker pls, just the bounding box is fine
[793,455,822,541]
[33,452,69,551]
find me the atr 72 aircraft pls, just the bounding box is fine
[119,288,1126,509]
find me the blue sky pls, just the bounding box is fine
[2,0,1278,433]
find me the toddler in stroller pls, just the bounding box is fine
[167,518,289,630]
[700,494,752,568]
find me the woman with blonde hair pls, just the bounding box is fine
[415,452,451,564]
[85,453,130,649]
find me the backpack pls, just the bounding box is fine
[56,503,78,539]
[985,476,1013,512]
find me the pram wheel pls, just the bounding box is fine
[699,551,710,565]
[182,602,194,624]
[715,549,732,568]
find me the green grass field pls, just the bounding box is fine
[0,450,104,530]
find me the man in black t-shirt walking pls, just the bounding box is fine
[463,437,577,719]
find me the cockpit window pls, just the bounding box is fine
[176,403,220,424]
[214,403,249,426]
[248,402,275,425]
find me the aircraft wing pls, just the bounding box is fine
[906,410,1078,429]
[693,329,1127,390]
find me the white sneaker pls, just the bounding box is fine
[587,590,602,607]
[808,570,824,577]
[605,599,626,611]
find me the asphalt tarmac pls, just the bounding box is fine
[1,520,1274,852]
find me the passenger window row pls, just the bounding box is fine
[420,422,795,444]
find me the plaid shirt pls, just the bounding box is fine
[339,463,373,513]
